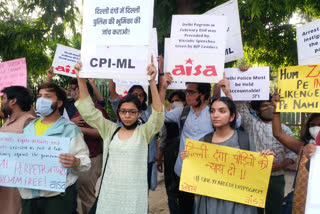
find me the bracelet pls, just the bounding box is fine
[273,112,280,114]
[159,73,164,76]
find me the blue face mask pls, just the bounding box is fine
[36,97,56,117]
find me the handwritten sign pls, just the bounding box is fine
[0,58,27,96]
[52,44,80,78]
[0,132,69,192]
[167,15,226,83]
[223,67,270,101]
[204,0,243,63]
[180,138,273,208]
[297,19,320,65]
[305,147,320,214]
[277,65,320,112]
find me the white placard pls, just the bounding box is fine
[151,28,159,72]
[297,19,320,65]
[168,15,227,83]
[80,46,150,80]
[82,0,154,47]
[164,38,186,89]
[204,0,243,63]
[305,147,320,214]
[52,44,80,78]
[223,67,270,101]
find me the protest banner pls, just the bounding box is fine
[164,38,186,89]
[0,58,27,96]
[223,67,270,101]
[305,147,320,214]
[180,138,273,208]
[80,0,154,80]
[0,133,69,192]
[277,64,320,112]
[204,0,243,63]
[168,15,226,83]
[297,18,320,65]
[82,0,154,47]
[52,44,80,78]
[151,28,159,73]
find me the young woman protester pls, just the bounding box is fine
[272,88,319,214]
[73,58,164,214]
[180,82,274,214]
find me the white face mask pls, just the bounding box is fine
[170,101,184,110]
[309,126,320,139]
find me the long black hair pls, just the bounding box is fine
[210,97,237,129]
[128,85,147,111]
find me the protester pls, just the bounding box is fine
[0,86,35,214]
[20,83,90,214]
[160,71,242,213]
[220,70,297,214]
[74,59,164,214]
[107,57,163,191]
[181,96,275,214]
[69,79,109,214]
[156,90,186,214]
[272,88,320,214]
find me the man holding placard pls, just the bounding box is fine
[0,86,35,214]
[19,83,90,214]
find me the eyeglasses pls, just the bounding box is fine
[185,90,199,96]
[118,109,139,116]
[131,93,145,98]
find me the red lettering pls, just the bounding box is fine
[172,65,185,76]
[55,66,65,72]
[194,65,202,76]
[203,66,217,76]
[306,65,320,78]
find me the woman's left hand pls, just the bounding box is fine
[260,149,276,157]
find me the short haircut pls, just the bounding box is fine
[186,82,211,100]
[128,85,147,110]
[168,91,186,103]
[70,78,94,97]
[210,97,237,129]
[38,83,67,103]
[250,95,272,111]
[1,86,33,112]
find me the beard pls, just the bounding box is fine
[1,103,12,118]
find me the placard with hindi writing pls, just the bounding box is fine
[180,138,273,208]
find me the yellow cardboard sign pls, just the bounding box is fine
[277,64,320,112]
[180,138,273,208]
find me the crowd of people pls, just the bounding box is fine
[0,56,318,214]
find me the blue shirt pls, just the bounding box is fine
[165,106,242,176]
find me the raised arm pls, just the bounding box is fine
[108,79,119,101]
[45,66,54,83]
[74,61,90,100]
[217,72,232,99]
[272,88,303,154]
[148,57,163,112]
[89,78,105,103]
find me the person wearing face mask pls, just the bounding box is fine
[272,88,320,214]
[74,59,164,214]
[20,83,91,214]
[0,86,35,214]
[219,74,297,214]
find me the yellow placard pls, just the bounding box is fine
[277,64,320,112]
[180,138,273,208]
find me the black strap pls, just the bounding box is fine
[97,127,121,197]
[179,106,190,134]
[237,130,250,151]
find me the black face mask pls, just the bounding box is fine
[121,120,139,130]
[195,95,202,108]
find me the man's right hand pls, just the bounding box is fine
[45,66,54,83]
